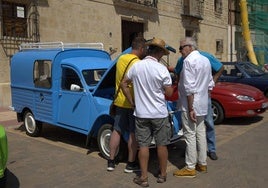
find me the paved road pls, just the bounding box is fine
[1,108,268,188]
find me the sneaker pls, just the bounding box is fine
[173,167,196,178]
[195,164,207,173]
[208,152,218,160]
[124,162,140,173]
[107,159,115,171]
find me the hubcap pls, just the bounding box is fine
[212,105,218,121]
[25,113,36,133]
[100,129,112,157]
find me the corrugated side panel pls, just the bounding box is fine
[34,91,53,123]
[11,87,35,113]
[11,87,54,123]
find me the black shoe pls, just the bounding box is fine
[124,162,140,173]
[208,152,218,160]
[107,159,115,171]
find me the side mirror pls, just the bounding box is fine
[70,84,82,91]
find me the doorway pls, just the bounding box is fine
[121,20,144,51]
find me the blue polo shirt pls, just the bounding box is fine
[174,51,223,75]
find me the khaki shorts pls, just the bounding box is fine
[135,117,171,147]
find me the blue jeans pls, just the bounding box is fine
[205,97,216,153]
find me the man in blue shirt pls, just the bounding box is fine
[174,51,224,160]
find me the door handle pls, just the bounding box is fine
[39,93,44,101]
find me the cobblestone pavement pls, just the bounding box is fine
[0,107,268,188]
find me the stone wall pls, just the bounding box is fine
[0,45,11,107]
[0,0,229,107]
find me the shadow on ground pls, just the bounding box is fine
[15,123,99,151]
[143,140,186,177]
[14,122,186,177]
[5,169,20,188]
[219,115,263,126]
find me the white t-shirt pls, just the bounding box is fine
[126,56,172,118]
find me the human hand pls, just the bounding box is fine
[189,110,197,123]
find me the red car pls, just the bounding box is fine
[212,82,268,124]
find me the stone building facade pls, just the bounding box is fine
[0,0,228,107]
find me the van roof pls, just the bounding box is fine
[62,57,112,70]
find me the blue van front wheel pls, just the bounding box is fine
[23,111,42,137]
[97,123,117,160]
[97,123,127,161]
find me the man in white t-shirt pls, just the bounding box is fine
[121,38,174,187]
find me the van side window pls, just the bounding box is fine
[61,67,83,91]
[34,60,52,88]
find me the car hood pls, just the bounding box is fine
[213,82,265,99]
[255,73,268,79]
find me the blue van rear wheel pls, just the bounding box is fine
[23,111,42,137]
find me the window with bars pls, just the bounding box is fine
[183,0,203,19]
[216,39,223,54]
[2,1,27,37]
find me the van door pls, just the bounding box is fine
[33,60,53,122]
[57,66,91,131]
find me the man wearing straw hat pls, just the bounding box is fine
[121,37,174,187]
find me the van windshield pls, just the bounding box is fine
[82,69,107,86]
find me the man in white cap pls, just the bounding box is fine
[121,37,174,187]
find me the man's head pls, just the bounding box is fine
[179,37,197,58]
[146,38,169,60]
[131,36,147,59]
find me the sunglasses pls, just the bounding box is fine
[179,44,191,51]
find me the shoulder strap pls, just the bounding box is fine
[121,57,138,81]
[113,57,138,101]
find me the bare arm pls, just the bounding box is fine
[164,85,174,98]
[213,66,224,83]
[120,76,135,108]
[168,65,180,84]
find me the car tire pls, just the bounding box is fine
[212,100,224,125]
[97,123,127,161]
[23,111,42,137]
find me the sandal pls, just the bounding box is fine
[133,176,149,187]
[157,174,166,183]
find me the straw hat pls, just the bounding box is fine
[146,38,170,55]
